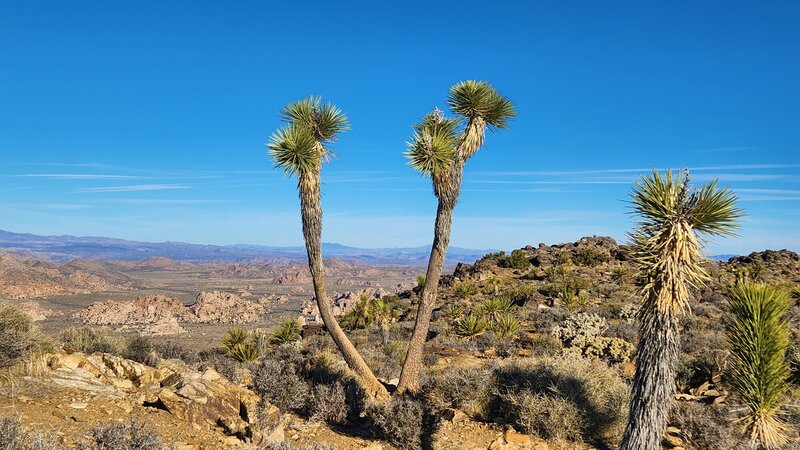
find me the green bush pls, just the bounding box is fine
[573,248,609,267]
[503,249,531,270]
[492,356,629,447]
[0,304,33,368]
[60,327,123,355]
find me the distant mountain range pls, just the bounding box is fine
[0,229,492,266]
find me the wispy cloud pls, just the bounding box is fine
[473,163,799,177]
[16,173,147,180]
[76,184,190,193]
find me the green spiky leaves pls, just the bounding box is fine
[448,80,516,130]
[406,108,459,177]
[725,283,792,448]
[268,96,348,176]
[629,169,743,316]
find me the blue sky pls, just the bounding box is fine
[1,1,798,255]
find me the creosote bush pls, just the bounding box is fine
[503,249,531,270]
[0,304,33,369]
[61,327,123,355]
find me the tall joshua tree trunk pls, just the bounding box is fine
[620,307,680,449]
[299,169,389,400]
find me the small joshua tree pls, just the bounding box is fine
[725,283,792,448]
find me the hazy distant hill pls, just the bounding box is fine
[0,229,490,265]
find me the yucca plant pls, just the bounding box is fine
[491,313,520,339]
[477,296,515,322]
[269,318,302,345]
[444,304,463,320]
[453,314,488,340]
[397,81,515,394]
[268,96,388,400]
[725,283,792,449]
[229,341,260,364]
[221,327,249,353]
[620,169,743,450]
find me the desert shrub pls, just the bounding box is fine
[253,359,310,411]
[0,304,33,369]
[77,418,163,450]
[503,249,531,270]
[424,366,493,418]
[725,283,793,448]
[307,381,348,425]
[416,275,426,287]
[61,327,123,355]
[154,342,197,363]
[517,333,563,357]
[483,250,506,260]
[123,337,159,367]
[617,302,639,322]
[492,356,629,446]
[668,402,739,450]
[269,319,302,345]
[573,248,609,267]
[552,313,633,363]
[0,416,64,450]
[366,397,425,450]
[452,314,487,339]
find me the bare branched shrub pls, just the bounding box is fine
[0,416,64,450]
[668,402,739,450]
[76,418,164,450]
[307,381,348,424]
[365,397,426,450]
[253,359,309,411]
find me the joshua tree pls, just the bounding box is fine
[396,81,515,393]
[268,96,389,400]
[620,169,742,450]
[725,283,792,449]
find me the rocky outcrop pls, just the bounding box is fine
[45,351,265,441]
[74,294,194,325]
[189,291,269,324]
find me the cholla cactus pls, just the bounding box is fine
[552,313,633,363]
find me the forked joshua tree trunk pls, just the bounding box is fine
[299,170,389,400]
[396,201,454,392]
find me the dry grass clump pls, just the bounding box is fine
[424,366,493,418]
[0,415,64,449]
[492,356,629,447]
[668,402,739,450]
[307,381,349,425]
